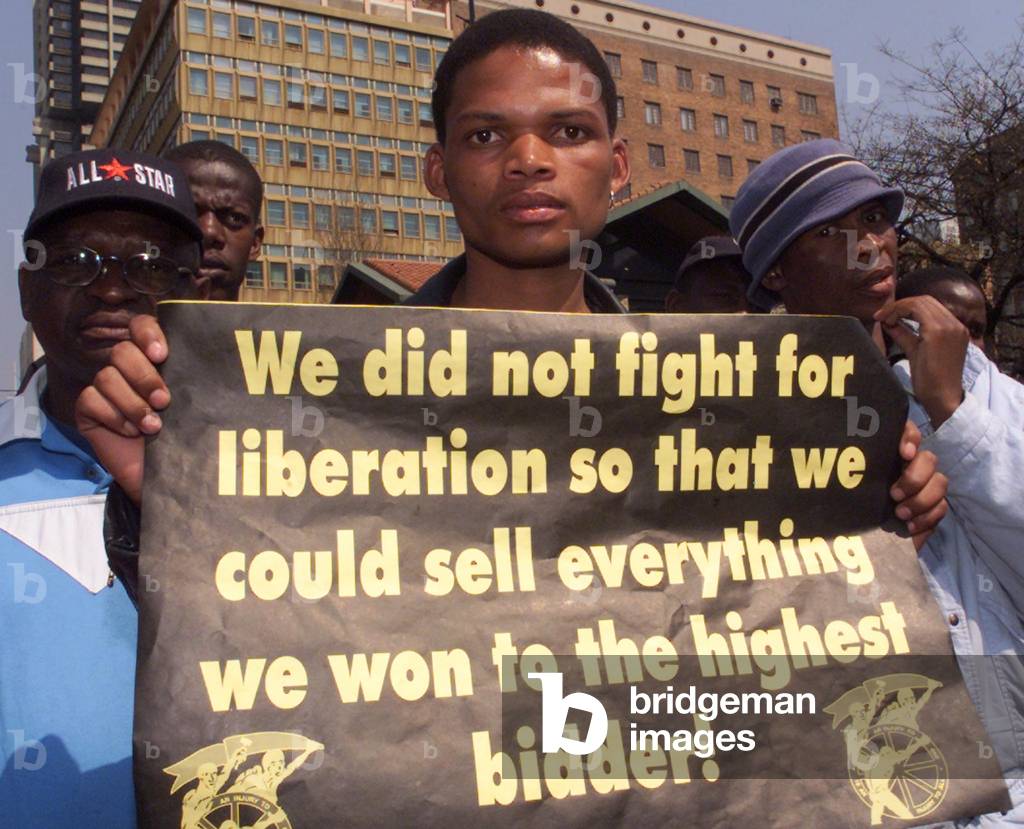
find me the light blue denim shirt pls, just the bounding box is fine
[893,345,1024,828]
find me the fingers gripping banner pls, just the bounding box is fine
[134,303,1010,828]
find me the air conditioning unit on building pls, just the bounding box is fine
[769,97,783,111]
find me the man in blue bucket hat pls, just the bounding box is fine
[732,138,1024,828]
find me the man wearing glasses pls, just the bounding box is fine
[0,148,205,826]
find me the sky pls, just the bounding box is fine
[0,0,1019,393]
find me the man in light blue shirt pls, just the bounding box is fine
[730,137,1024,827]
[0,148,206,826]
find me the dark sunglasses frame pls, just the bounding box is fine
[38,245,196,296]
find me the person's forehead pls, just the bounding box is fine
[182,160,251,198]
[45,208,182,249]
[449,45,603,120]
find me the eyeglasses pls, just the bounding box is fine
[40,246,195,296]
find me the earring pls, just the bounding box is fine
[608,190,615,207]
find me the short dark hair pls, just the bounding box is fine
[896,266,984,301]
[431,8,617,145]
[164,140,263,216]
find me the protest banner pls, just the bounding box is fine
[134,303,1010,828]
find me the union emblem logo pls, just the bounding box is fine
[163,732,324,829]
[826,674,948,826]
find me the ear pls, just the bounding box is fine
[762,265,787,293]
[424,143,450,201]
[18,265,34,322]
[249,224,264,260]
[610,137,630,196]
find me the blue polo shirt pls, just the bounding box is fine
[0,366,137,827]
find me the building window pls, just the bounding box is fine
[771,124,785,146]
[312,144,329,171]
[291,203,309,228]
[415,47,432,72]
[680,108,696,132]
[742,120,758,142]
[676,66,693,91]
[643,102,661,127]
[338,206,356,229]
[798,92,818,115]
[310,86,327,109]
[721,195,735,211]
[395,43,411,66]
[266,200,286,226]
[648,143,665,168]
[188,68,208,96]
[403,213,420,238]
[240,136,259,163]
[767,85,782,105]
[263,78,282,106]
[284,24,302,49]
[335,147,352,173]
[239,76,257,100]
[604,52,621,78]
[294,264,311,290]
[445,216,461,242]
[708,74,726,97]
[376,96,393,122]
[397,99,414,124]
[357,150,374,175]
[740,80,754,104]
[382,210,399,235]
[189,128,210,141]
[237,16,255,40]
[264,139,284,166]
[747,158,760,173]
[261,20,280,46]
[379,152,396,177]
[286,82,304,108]
[289,142,307,167]
[400,155,418,181]
[641,59,658,84]
[424,214,441,241]
[333,89,350,113]
[615,97,625,119]
[214,72,232,99]
[354,92,371,118]
[360,208,377,234]
[418,103,433,125]
[307,29,325,54]
[315,204,332,230]
[801,130,821,142]
[374,40,390,65]
[269,262,287,288]
[352,36,369,61]
[684,149,700,173]
[212,12,230,38]
[187,8,206,34]
[317,265,335,288]
[717,154,733,178]
[244,261,263,288]
[330,32,347,57]
[713,113,728,139]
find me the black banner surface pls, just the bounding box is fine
[135,303,1009,828]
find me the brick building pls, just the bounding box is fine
[87,0,837,304]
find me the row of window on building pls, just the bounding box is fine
[185,6,449,73]
[604,52,820,114]
[185,65,434,125]
[244,260,336,291]
[642,139,815,176]
[632,103,818,145]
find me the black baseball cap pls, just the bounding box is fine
[673,236,745,291]
[25,148,202,244]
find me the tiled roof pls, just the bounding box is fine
[362,258,444,292]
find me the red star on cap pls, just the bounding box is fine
[99,157,133,181]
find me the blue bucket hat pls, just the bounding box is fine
[728,139,904,310]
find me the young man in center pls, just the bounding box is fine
[405,9,628,312]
